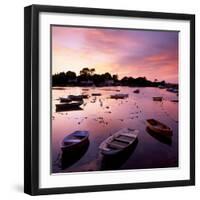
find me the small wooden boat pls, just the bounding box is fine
[52,87,65,90]
[68,95,83,101]
[61,131,89,151]
[81,94,89,99]
[110,93,129,99]
[60,96,72,103]
[133,89,140,93]
[82,88,89,91]
[171,99,178,102]
[56,101,83,111]
[99,128,138,156]
[100,88,120,92]
[166,88,178,93]
[146,119,173,136]
[153,97,163,101]
[91,93,102,96]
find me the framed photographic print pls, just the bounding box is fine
[24,4,195,195]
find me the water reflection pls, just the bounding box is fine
[52,87,178,173]
[61,140,89,170]
[56,106,83,112]
[146,128,172,146]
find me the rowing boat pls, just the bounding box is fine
[133,89,140,93]
[61,131,89,151]
[110,93,129,99]
[146,119,173,136]
[60,96,72,103]
[91,93,102,96]
[56,101,83,111]
[68,95,83,101]
[99,128,138,156]
[152,97,163,101]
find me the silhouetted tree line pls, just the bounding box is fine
[52,67,167,87]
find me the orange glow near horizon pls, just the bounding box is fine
[52,26,178,83]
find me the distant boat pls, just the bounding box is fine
[133,89,140,93]
[91,93,102,96]
[82,88,90,91]
[166,88,178,93]
[100,88,120,92]
[152,97,163,101]
[81,94,89,99]
[99,128,138,156]
[52,87,65,90]
[171,99,178,102]
[146,119,173,136]
[173,89,178,93]
[158,85,165,89]
[59,96,72,103]
[61,131,89,151]
[68,95,83,101]
[110,93,129,99]
[56,101,83,111]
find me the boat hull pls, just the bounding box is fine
[99,128,138,156]
[56,101,83,112]
[110,94,129,99]
[152,97,163,101]
[146,119,173,136]
[60,97,72,103]
[61,131,89,152]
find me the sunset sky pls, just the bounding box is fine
[52,26,178,83]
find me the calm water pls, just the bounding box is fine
[52,87,178,173]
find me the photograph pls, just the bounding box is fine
[51,25,179,174]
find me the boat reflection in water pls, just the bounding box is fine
[100,139,138,170]
[146,128,172,146]
[56,103,83,112]
[52,87,178,173]
[61,140,89,170]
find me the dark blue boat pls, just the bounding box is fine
[61,131,89,151]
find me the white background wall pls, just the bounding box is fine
[0,0,199,199]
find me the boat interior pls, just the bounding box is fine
[107,135,135,149]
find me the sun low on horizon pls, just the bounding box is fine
[51,25,178,83]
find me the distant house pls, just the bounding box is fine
[104,80,114,86]
[67,78,77,84]
[80,80,94,86]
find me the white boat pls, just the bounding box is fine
[99,128,138,156]
[110,93,129,99]
[61,131,89,151]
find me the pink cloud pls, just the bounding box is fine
[52,26,178,83]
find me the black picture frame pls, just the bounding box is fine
[24,4,195,196]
